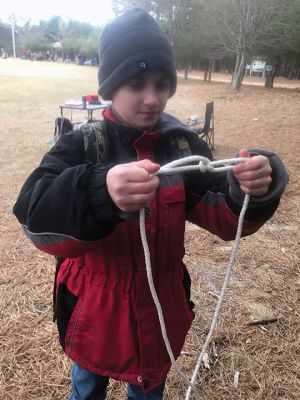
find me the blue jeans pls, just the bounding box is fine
[68,362,166,400]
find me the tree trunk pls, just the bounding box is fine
[230,51,245,90]
[265,64,278,89]
[184,62,190,80]
[289,58,299,80]
[296,62,300,79]
[208,58,215,82]
[203,60,210,81]
[265,74,275,89]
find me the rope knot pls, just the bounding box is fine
[199,160,213,173]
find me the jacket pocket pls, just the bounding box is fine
[56,283,78,350]
[183,265,195,310]
[158,182,186,265]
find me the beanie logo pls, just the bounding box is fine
[138,61,147,70]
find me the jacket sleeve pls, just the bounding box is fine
[13,131,124,258]
[185,136,289,241]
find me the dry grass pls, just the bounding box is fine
[0,58,299,399]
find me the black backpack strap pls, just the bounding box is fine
[169,135,192,158]
[81,121,106,164]
[54,117,73,142]
[175,136,192,158]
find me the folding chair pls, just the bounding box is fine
[187,101,215,150]
[194,101,215,150]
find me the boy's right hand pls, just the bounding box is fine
[106,159,160,212]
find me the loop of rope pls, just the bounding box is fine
[155,156,249,175]
[140,156,250,400]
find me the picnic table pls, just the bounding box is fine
[59,101,107,121]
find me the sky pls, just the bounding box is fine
[2,0,115,27]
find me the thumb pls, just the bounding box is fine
[239,148,251,158]
[233,148,251,173]
[135,159,160,173]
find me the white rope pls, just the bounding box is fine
[185,193,249,400]
[156,155,249,175]
[139,156,250,400]
[140,209,201,399]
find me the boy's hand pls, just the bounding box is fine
[106,159,160,212]
[233,149,272,197]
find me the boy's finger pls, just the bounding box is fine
[239,148,251,159]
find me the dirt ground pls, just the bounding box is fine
[0,58,299,400]
[178,70,300,90]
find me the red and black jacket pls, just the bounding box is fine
[13,109,288,391]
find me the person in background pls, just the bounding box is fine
[13,7,288,400]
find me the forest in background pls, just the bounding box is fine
[1,0,300,89]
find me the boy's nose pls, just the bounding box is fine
[143,88,160,106]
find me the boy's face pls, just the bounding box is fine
[112,70,171,130]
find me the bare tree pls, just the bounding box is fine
[102,0,300,87]
[200,0,283,90]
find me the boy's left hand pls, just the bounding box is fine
[233,149,272,197]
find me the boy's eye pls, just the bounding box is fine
[128,80,144,90]
[126,76,171,92]
[156,79,171,91]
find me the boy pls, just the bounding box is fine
[13,7,288,400]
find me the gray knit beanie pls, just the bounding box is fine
[98,7,177,100]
